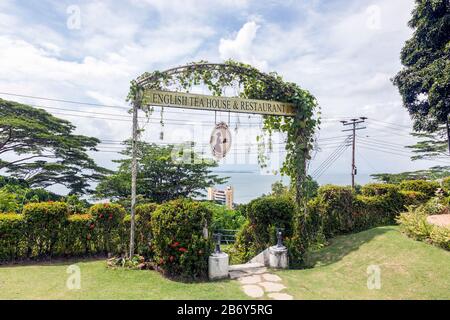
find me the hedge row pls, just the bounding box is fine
[0,202,156,262]
[232,183,433,265]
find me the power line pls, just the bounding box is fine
[341,117,367,188]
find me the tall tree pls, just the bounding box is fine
[406,126,449,160]
[393,0,450,150]
[96,141,227,203]
[0,99,109,194]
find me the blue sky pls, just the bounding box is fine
[1,0,447,193]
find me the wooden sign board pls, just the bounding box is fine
[142,89,295,116]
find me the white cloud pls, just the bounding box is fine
[219,21,268,70]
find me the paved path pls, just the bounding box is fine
[427,214,450,228]
[237,272,293,300]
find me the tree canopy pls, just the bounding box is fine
[0,99,109,194]
[371,165,450,183]
[393,0,449,146]
[95,141,227,204]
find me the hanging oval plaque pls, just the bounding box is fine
[210,122,232,159]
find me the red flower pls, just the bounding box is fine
[178,247,187,253]
[89,223,95,229]
[169,256,175,262]
[159,258,164,265]
[86,234,91,240]
[99,214,104,219]
[170,242,180,248]
[108,214,113,220]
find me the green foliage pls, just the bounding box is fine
[420,197,449,215]
[0,214,26,262]
[442,176,450,193]
[23,202,68,257]
[96,141,226,203]
[150,199,213,280]
[0,189,19,213]
[400,190,429,206]
[65,195,90,214]
[0,202,130,262]
[397,207,449,250]
[399,179,439,197]
[88,203,126,254]
[392,0,449,135]
[361,183,399,196]
[0,99,109,194]
[232,196,295,263]
[202,202,245,231]
[371,166,450,183]
[123,203,158,257]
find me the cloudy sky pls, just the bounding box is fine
[1,0,447,193]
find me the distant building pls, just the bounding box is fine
[207,186,234,209]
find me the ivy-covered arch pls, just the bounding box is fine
[127,60,320,262]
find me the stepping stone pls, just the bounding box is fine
[262,273,282,282]
[229,263,267,279]
[258,281,286,292]
[238,275,262,284]
[242,285,264,298]
[268,293,293,300]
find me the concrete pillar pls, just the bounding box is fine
[208,252,229,280]
[268,246,288,269]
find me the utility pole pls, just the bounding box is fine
[129,92,141,258]
[341,117,367,189]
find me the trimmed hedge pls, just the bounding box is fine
[361,183,399,196]
[232,196,295,264]
[0,214,26,261]
[0,202,130,263]
[23,202,68,257]
[399,180,439,198]
[150,199,213,280]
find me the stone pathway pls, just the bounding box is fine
[237,272,293,300]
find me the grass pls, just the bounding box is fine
[0,226,448,299]
[277,226,450,299]
[0,259,247,300]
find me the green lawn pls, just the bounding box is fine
[0,226,448,300]
[278,226,450,299]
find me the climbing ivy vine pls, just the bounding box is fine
[128,60,320,264]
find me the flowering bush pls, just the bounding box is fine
[23,201,68,257]
[88,203,126,254]
[150,199,213,280]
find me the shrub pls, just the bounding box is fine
[361,183,399,196]
[88,203,126,254]
[0,189,19,213]
[399,180,439,198]
[123,203,158,258]
[23,202,68,257]
[65,214,93,255]
[204,202,246,231]
[315,185,354,237]
[420,197,449,216]
[150,199,213,280]
[441,176,450,194]
[400,190,428,206]
[232,196,295,264]
[0,214,26,262]
[397,207,449,250]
